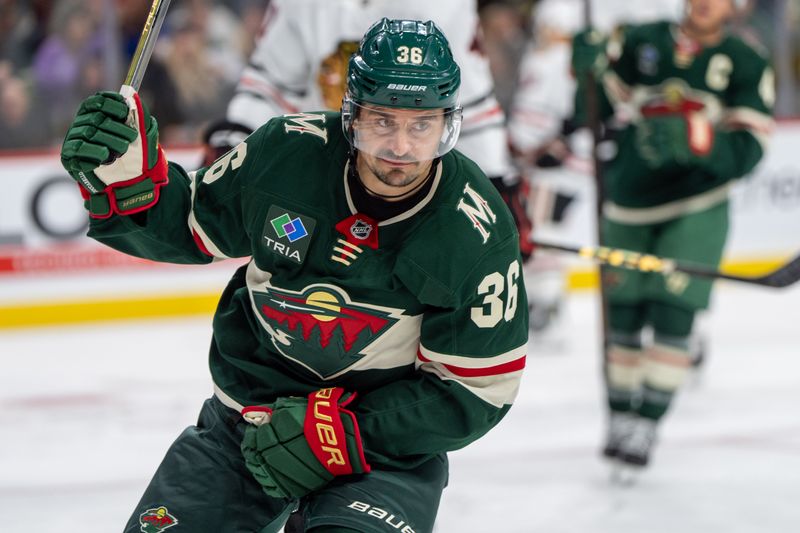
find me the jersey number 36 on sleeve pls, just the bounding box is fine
[471,260,521,328]
[204,141,247,184]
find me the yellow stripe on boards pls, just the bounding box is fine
[0,293,220,329]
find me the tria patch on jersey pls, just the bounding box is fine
[138,506,178,532]
[262,205,316,264]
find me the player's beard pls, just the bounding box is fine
[363,152,432,190]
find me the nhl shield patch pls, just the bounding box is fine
[138,506,178,532]
[262,205,316,264]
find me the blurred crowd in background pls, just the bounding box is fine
[0,0,797,151]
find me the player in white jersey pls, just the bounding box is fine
[509,0,581,159]
[507,0,587,338]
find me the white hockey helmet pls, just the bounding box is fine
[533,0,584,37]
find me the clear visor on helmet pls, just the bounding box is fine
[342,97,462,162]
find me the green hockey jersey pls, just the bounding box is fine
[594,21,774,220]
[87,111,528,467]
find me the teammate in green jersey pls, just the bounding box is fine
[573,0,774,470]
[60,19,528,533]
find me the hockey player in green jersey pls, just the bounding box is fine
[573,0,774,469]
[60,18,528,533]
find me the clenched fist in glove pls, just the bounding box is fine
[61,89,167,218]
[635,112,714,170]
[241,387,371,499]
[490,177,535,262]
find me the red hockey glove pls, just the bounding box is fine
[240,387,371,499]
[490,176,535,261]
[61,89,167,218]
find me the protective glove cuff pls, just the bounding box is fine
[79,146,168,219]
[304,387,371,477]
[78,186,112,219]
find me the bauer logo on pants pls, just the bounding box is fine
[262,205,316,264]
[138,506,178,532]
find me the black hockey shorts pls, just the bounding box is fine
[124,396,448,533]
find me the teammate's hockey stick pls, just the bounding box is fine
[535,241,800,289]
[121,0,172,96]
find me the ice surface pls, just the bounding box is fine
[1,284,798,532]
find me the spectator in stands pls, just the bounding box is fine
[31,0,103,142]
[0,0,34,69]
[160,21,234,143]
[164,0,246,85]
[0,73,49,149]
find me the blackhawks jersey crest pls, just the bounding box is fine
[250,277,408,378]
[317,40,359,110]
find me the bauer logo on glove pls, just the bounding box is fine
[240,387,371,499]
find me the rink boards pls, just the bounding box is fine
[1,122,799,327]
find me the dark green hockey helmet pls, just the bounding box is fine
[342,18,463,159]
[346,18,461,109]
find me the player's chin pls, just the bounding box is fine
[379,169,415,186]
[376,161,417,179]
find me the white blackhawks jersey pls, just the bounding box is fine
[507,41,575,154]
[226,0,514,178]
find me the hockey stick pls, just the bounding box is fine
[120,0,172,97]
[535,240,800,289]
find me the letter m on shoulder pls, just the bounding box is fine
[456,183,496,243]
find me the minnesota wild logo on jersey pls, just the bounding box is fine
[138,506,178,532]
[251,282,404,378]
